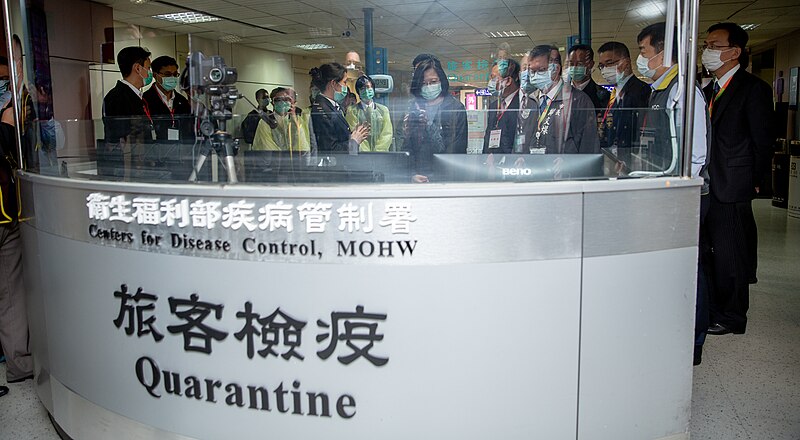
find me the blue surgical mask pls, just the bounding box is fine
[636,53,658,79]
[421,83,442,100]
[568,66,588,82]
[334,84,348,103]
[487,78,499,96]
[520,70,535,94]
[496,59,509,77]
[0,79,8,95]
[530,63,557,91]
[161,76,179,91]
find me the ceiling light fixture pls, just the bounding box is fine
[484,30,528,39]
[130,0,150,4]
[153,12,221,24]
[295,43,334,50]
[741,23,760,31]
[432,28,456,37]
[220,35,242,43]
[309,27,333,37]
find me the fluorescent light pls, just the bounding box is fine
[741,23,760,31]
[220,35,241,43]
[484,30,528,39]
[636,4,663,19]
[295,43,334,50]
[153,12,221,24]
[130,0,150,4]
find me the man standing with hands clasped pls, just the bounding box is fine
[701,23,775,336]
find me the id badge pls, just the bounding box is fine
[168,128,180,141]
[515,134,526,147]
[151,128,158,140]
[488,129,502,149]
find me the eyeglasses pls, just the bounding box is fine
[422,78,440,86]
[598,59,623,69]
[701,44,733,51]
[157,71,180,77]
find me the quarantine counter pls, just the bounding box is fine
[19,172,700,440]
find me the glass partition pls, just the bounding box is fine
[2,0,693,185]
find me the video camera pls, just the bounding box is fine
[182,51,241,183]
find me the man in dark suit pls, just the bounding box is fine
[596,41,651,166]
[142,55,193,143]
[568,44,611,117]
[702,22,775,335]
[101,46,153,178]
[483,58,520,154]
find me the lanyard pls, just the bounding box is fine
[708,76,733,117]
[601,89,617,124]
[141,99,153,124]
[495,98,509,128]
[158,91,176,126]
[537,82,563,131]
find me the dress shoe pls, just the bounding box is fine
[0,385,8,397]
[7,373,33,384]
[707,323,733,335]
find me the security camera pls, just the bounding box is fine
[341,29,354,38]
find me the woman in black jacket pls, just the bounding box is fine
[309,63,369,153]
[404,58,467,182]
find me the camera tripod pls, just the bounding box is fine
[188,118,239,184]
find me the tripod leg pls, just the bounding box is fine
[224,155,238,184]
[189,153,208,182]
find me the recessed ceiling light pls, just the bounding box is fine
[741,23,760,31]
[153,12,221,24]
[484,30,528,39]
[130,0,150,4]
[309,27,333,37]
[432,28,456,37]
[220,35,242,43]
[295,43,334,50]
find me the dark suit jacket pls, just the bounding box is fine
[311,94,353,153]
[602,75,651,150]
[482,92,520,154]
[142,86,194,142]
[703,68,775,203]
[579,78,611,114]
[102,80,151,145]
[518,84,600,154]
[403,95,468,176]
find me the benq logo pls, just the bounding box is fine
[501,168,533,176]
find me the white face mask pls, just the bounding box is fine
[601,66,618,84]
[636,53,657,79]
[701,48,732,72]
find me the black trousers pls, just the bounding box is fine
[707,195,754,332]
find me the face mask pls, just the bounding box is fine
[530,63,557,91]
[0,80,8,95]
[140,66,153,87]
[274,101,292,115]
[346,63,357,70]
[520,70,535,94]
[161,76,179,91]
[636,53,658,79]
[259,98,271,109]
[701,48,729,72]
[569,66,588,81]
[496,59,509,77]
[601,66,618,84]
[421,83,442,100]
[487,78,499,96]
[334,84,348,103]
[360,88,375,101]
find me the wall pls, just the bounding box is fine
[752,28,800,140]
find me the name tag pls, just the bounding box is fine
[515,134,525,147]
[151,128,158,140]
[168,128,180,141]
[529,147,546,155]
[488,129,502,149]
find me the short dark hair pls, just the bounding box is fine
[0,56,7,67]
[255,88,268,100]
[568,44,594,60]
[354,75,374,94]
[638,22,678,63]
[495,59,521,86]
[309,62,346,91]
[597,41,631,59]
[412,53,441,69]
[707,22,750,68]
[117,46,151,77]
[150,55,178,74]
[410,58,449,99]
[529,45,555,64]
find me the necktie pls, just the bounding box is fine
[713,81,720,95]
[539,96,548,114]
